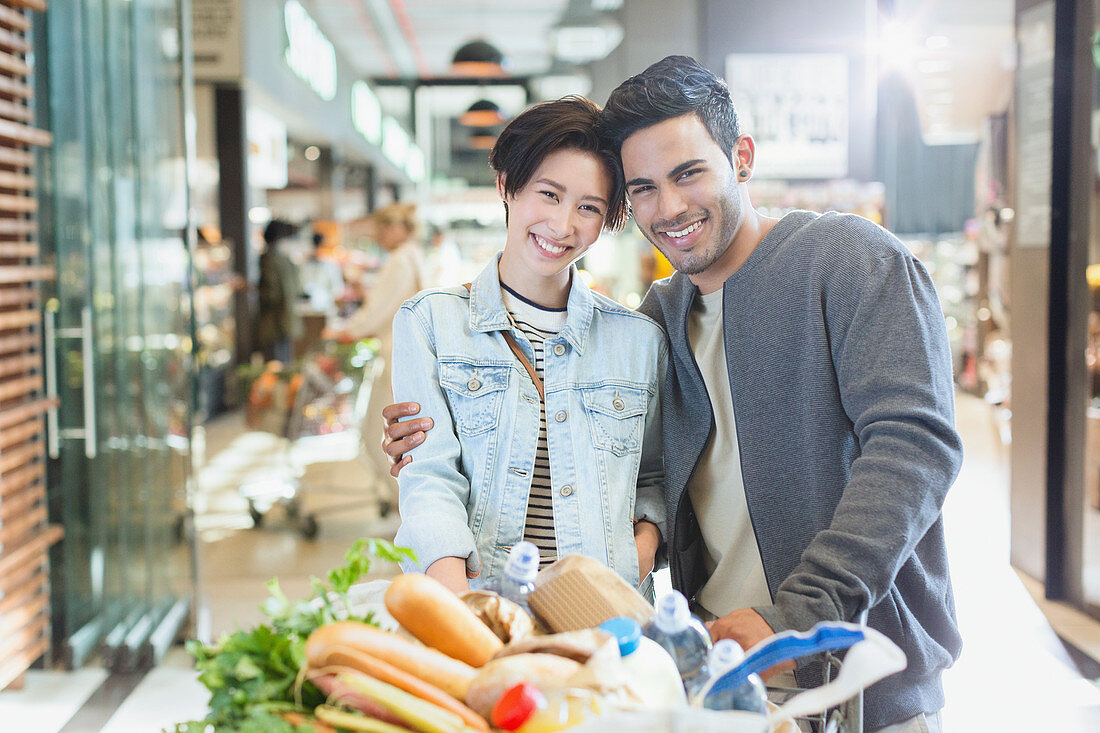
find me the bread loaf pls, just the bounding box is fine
[385,573,505,666]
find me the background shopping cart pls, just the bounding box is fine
[239,339,386,538]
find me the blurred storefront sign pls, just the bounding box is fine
[353,81,383,146]
[283,0,337,102]
[1014,1,1054,249]
[725,53,849,179]
[247,107,289,190]
[192,0,241,82]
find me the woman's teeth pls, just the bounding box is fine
[534,234,566,254]
[667,221,702,239]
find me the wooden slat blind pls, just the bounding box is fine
[0,0,60,692]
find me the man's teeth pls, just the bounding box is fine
[667,221,702,239]
[534,234,566,254]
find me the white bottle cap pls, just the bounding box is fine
[654,591,691,634]
[707,639,746,675]
[505,541,540,582]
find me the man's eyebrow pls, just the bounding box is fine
[668,159,707,178]
[626,159,707,188]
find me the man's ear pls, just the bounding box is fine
[733,134,756,181]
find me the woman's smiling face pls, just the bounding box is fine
[500,147,611,280]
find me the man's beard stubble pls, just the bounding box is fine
[641,183,742,277]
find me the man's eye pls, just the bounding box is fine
[678,169,701,180]
[630,186,653,195]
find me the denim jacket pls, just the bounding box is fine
[391,256,667,587]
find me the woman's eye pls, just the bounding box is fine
[580,205,603,215]
[540,190,558,200]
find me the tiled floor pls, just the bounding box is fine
[3,393,1100,731]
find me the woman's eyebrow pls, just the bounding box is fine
[536,177,607,206]
[534,177,564,191]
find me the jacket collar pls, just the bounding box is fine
[468,253,594,355]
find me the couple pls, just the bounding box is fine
[385,56,962,733]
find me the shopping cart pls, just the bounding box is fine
[240,339,387,538]
[766,650,863,733]
[571,618,904,733]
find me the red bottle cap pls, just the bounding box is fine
[491,682,546,730]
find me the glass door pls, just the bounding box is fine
[39,0,197,669]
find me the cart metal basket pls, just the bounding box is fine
[239,340,386,538]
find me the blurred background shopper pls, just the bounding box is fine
[256,218,303,364]
[326,202,426,511]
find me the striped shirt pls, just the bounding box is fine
[500,282,567,569]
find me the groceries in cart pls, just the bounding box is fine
[175,539,906,733]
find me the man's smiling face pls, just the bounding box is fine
[621,113,744,281]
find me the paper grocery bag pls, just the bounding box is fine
[528,555,654,633]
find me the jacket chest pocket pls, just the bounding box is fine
[580,384,647,456]
[440,362,510,436]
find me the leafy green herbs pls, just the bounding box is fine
[170,538,416,732]
[262,538,416,638]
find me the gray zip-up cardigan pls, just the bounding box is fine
[638,211,964,729]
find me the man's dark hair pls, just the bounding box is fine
[598,55,741,162]
[489,95,628,232]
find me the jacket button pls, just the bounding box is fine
[559,485,574,497]
[467,378,481,391]
[555,410,567,422]
[612,397,625,411]
[552,343,566,356]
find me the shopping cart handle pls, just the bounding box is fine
[706,622,866,696]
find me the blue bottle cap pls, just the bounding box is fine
[599,616,642,657]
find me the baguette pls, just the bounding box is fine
[385,573,504,667]
[305,621,476,700]
[306,642,488,731]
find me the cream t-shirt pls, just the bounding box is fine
[686,287,772,619]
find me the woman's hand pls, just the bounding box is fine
[424,556,471,595]
[633,519,661,584]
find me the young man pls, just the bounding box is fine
[384,57,962,732]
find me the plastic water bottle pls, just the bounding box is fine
[699,639,768,715]
[598,616,687,708]
[642,591,712,697]
[484,541,539,613]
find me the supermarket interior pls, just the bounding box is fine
[3,0,1100,730]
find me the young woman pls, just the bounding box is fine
[390,97,666,595]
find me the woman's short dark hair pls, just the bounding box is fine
[489,95,628,232]
[598,55,741,162]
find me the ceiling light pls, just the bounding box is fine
[552,21,623,64]
[467,128,497,150]
[460,99,505,127]
[451,40,507,77]
[304,145,321,161]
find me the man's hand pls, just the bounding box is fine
[381,402,433,478]
[633,520,661,584]
[706,609,795,681]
